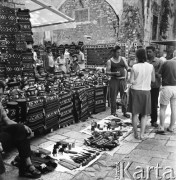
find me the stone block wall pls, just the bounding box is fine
[53,0,119,45]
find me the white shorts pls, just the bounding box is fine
[160,86,176,106]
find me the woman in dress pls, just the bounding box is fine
[129,48,155,140]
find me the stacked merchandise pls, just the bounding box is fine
[44,95,60,131]
[17,9,33,44]
[21,50,34,77]
[59,91,74,127]
[25,98,44,132]
[0,43,6,79]
[0,5,21,78]
[17,9,34,78]
[94,86,106,113]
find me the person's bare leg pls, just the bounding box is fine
[159,104,167,130]
[132,114,138,138]
[140,115,147,139]
[168,100,176,131]
[24,157,36,171]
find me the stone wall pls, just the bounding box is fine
[52,0,119,45]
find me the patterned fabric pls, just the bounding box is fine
[6,65,22,76]
[87,87,95,114]
[5,37,16,48]
[72,88,88,122]
[0,24,19,34]
[18,22,32,32]
[44,95,59,130]
[22,70,35,77]
[25,98,44,132]
[0,63,6,78]
[59,91,74,127]
[94,86,106,113]
[21,51,34,63]
[0,40,6,47]
[15,32,27,51]
[0,6,15,15]
[23,62,34,71]
[0,14,16,22]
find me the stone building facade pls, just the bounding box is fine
[52,0,121,45]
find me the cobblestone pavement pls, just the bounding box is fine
[1,105,176,180]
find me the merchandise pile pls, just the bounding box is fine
[82,117,133,152]
[1,69,108,135]
[0,5,35,79]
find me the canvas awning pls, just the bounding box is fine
[151,40,176,46]
[22,0,75,32]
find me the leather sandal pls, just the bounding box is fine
[19,165,41,179]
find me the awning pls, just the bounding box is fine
[151,40,176,46]
[22,0,74,31]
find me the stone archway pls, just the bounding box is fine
[55,0,123,18]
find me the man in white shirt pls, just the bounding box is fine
[76,46,85,70]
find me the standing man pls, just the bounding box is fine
[106,45,130,118]
[76,46,85,70]
[146,46,163,127]
[157,50,176,133]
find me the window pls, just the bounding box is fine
[75,8,89,22]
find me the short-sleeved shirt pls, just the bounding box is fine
[131,62,153,91]
[148,57,163,88]
[77,51,85,69]
[160,60,176,86]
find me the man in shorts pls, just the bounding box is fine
[158,50,176,133]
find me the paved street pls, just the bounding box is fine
[1,105,176,180]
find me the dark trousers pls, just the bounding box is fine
[109,78,127,115]
[139,88,159,123]
[151,88,159,124]
[0,124,31,160]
